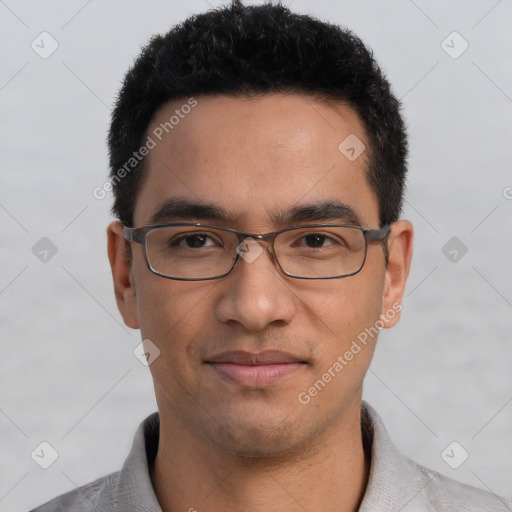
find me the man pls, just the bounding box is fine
[31,1,510,510]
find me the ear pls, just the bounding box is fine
[380,220,413,328]
[107,221,140,329]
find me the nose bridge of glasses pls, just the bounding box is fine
[235,232,277,267]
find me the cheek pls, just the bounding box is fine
[309,272,384,332]
[134,274,214,373]
[131,248,206,335]
[304,272,385,370]
[319,287,383,390]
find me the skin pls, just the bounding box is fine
[107,94,413,512]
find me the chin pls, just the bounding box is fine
[204,411,321,463]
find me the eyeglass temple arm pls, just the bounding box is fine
[364,224,390,241]
[364,225,391,265]
[123,226,144,244]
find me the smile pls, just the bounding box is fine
[206,362,306,387]
[204,350,307,387]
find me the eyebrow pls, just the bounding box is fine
[149,196,364,227]
[272,201,364,226]
[149,197,237,224]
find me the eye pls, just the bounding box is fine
[300,233,334,248]
[171,232,220,248]
[294,232,344,248]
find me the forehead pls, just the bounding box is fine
[134,94,379,229]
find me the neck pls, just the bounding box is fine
[151,400,370,512]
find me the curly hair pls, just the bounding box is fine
[108,0,407,227]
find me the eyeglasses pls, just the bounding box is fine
[123,223,391,281]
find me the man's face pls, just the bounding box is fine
[110,94,410,457]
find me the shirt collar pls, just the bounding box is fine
[98,411,162,510]
[359,401,411,510]
[104,401,411,511]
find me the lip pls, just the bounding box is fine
[205,350,306,365]
[205,350,307,387]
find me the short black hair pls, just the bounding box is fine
[108,0,407,228]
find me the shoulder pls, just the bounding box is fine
[360,402,511,512]
[29,411,161,511]
[29,472,120,512]
[402,456,512,511]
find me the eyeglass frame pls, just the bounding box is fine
[123,222,391,281]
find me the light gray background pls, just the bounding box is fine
[1,0,511,510]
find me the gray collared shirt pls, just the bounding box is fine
[30,402,511,511]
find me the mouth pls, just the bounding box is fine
[204,350,308,388]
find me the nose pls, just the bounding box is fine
[214,238,297,331]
